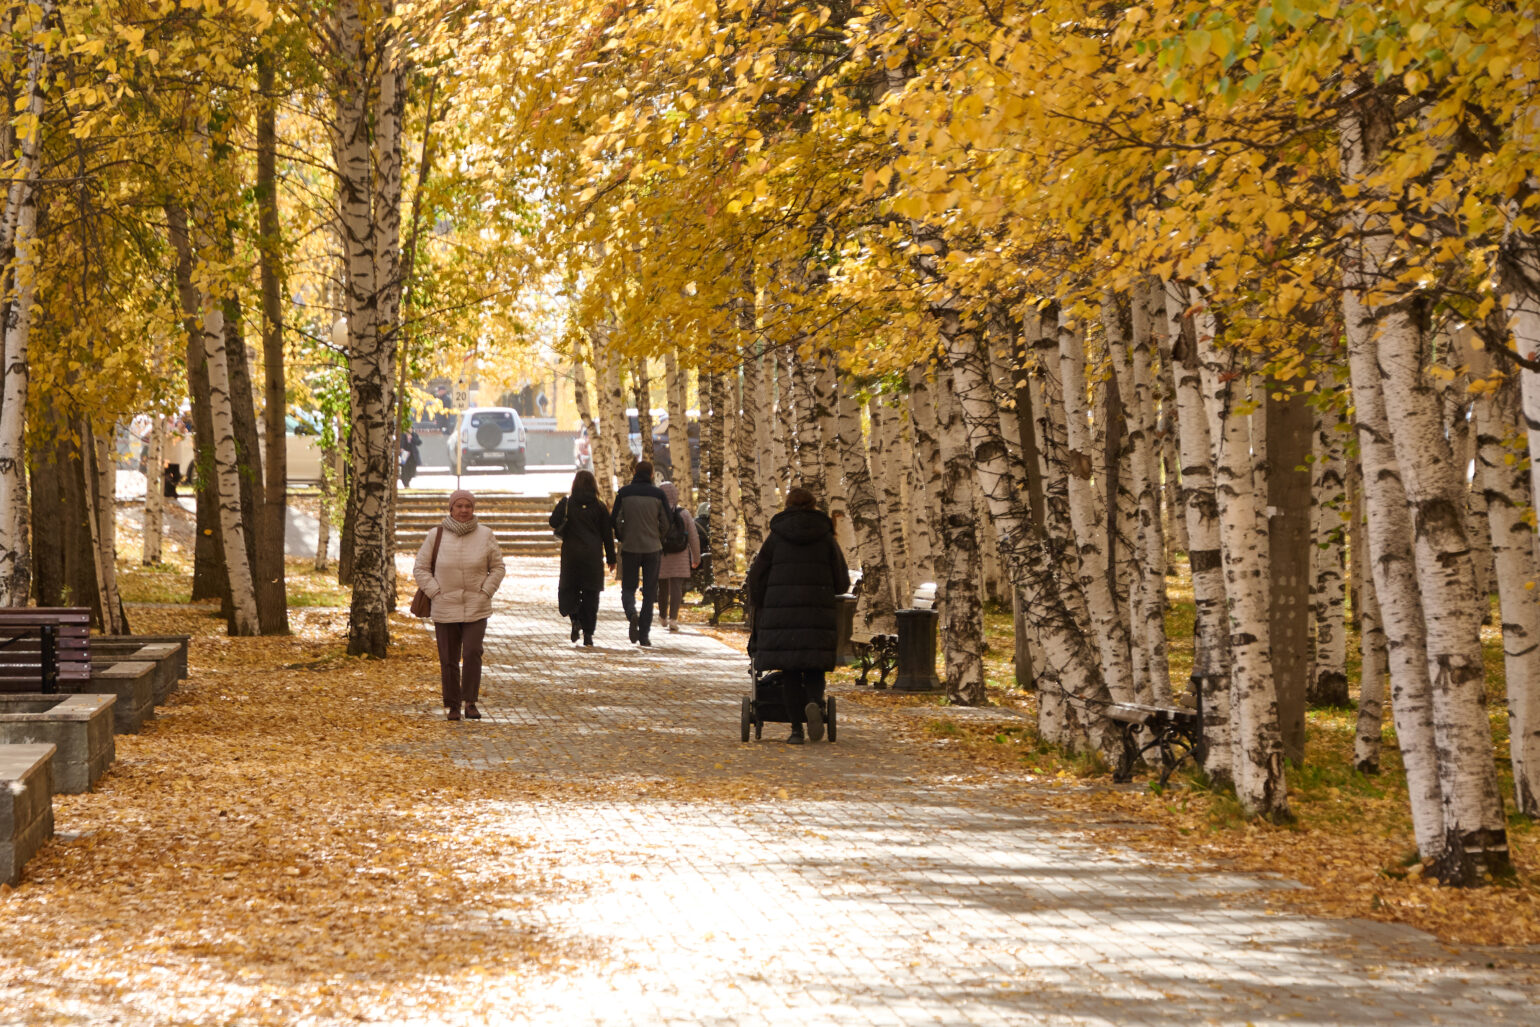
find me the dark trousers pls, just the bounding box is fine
[661,577,687,620]
[620,551,662,638]
[569,588,601,638]
[780,670,826,726]
[435,618,487,707]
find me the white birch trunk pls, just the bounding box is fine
[935,306,1114,753]
[1343,98,1511,880]
[1190,297,1288,819]
[197,265,260,636]
[815,360,846,542]
[869,396,911,609]
[906,367,946,588]
[92,428,127,634]
[736,354,766,553]
[832,382,895,631]
[773,349,796,498]
[1310,402,1350,706]
[1354,517,1390,775]
[597,338,629,490]
[1474,365,1540,817]
[315,440,338,573]
[1340,100,1464,867]
[1057,312,1135,704]
[1158,281,1234,782]
[1030,320,1091,632]
[1109,290,1171,703]
[143,416,166,564]
[934,371,986,705]
[1155,346,1189,564]
[573,345,612,501]
[0,16,51,605]
[897,408,936,583]
[663,351,692,506]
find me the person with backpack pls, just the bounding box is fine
[610,459,673,647]
[747,487,850,744]
[656,480,701,633]
[551,470,616,646]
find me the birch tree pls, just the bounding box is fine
[1309,400,1349,706]
[831,381,895,631]
[1343,94,1510,880]
[933,369,986,705]
[1473,362,1540,817]
[0,6,53,606]
[1190,296,1287,820]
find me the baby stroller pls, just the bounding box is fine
[740,656,837,743]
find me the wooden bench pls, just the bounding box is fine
[1108,684,1206,786]
[0,609,92,695]
[703,583,747,625]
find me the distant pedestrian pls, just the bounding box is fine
[656,480,701,633]
[161,463,182,499]
[610,459,672,647]
[413,489,507,721]
[747,487,850,744]
[399,429,422,487]
[552,470,616,646]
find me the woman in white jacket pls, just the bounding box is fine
[413,489,507,720]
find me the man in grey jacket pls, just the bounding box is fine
[610,460,674,646]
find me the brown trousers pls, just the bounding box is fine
[435,618,487,708]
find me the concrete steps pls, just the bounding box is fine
[394,491,566,556]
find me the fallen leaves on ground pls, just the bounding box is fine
[839,679,1540,952]
[0,606,571,1025]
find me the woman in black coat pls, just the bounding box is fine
[551,470,617,646]
[747,487,850,744]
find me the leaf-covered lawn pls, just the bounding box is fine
[836,559,1540,949]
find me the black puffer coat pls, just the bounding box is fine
[747,508,851,670]
[553,493,616,610]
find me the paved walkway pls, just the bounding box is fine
[403,558,1540,1025]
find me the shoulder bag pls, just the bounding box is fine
[409,527,443,618]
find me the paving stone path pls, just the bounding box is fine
[412,558,1540,1025]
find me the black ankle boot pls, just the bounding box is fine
[570,619,581,642]
[786,725,805,745]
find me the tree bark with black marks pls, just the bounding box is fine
[1159,281,1233,783]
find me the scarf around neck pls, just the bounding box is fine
[441,515,479,536]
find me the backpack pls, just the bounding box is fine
[661,505,689,554]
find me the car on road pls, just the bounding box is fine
[449,407,527,474]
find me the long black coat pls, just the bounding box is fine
[747,508,850,671]
[552,494,616,611]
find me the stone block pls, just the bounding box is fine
[90,643,181,704]
[0,694,116,793]
[95,635,188,686]
[66,662,155,734]
[0,743,55,886]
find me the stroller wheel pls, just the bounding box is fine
[740,697,752,743]
[826,695,837,742]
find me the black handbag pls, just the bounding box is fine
[552,498,570,538]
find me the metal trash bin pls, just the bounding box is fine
[894,608,943,692]
[834,594,858,664]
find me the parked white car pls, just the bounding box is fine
[448,407,527,474]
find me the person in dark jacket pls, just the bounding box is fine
[747,487,850,744]
[610,459,673,646]
[552,470,617,646]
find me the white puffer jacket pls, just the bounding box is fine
[412,523,507,623]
